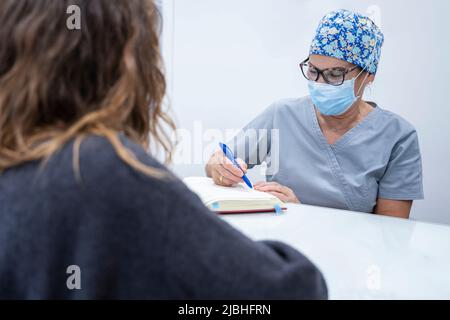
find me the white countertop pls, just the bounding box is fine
[222,203,450,299]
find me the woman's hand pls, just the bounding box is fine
[206,150,248,187]
[254,181,300,203]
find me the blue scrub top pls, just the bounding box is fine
[229,96,424,213]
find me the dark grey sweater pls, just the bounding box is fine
[0,135,327,299]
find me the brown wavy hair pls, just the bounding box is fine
[0,0,175,178]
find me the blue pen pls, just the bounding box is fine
[219,142,253,189]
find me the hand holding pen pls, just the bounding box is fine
[206,143,252,188]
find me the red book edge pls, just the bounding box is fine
[216,207,287,215]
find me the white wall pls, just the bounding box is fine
[162,0,450,225]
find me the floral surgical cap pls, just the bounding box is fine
[310,9,384,74]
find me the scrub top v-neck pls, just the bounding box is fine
[229,96,424,213]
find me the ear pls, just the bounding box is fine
[366,74,375,86]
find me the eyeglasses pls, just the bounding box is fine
[299,58,360,86]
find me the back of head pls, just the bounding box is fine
[0,0,174,176]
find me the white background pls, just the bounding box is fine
[161,0,450,225]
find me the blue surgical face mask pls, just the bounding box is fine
[308,71,366,116]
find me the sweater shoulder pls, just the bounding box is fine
[75,135,203,210]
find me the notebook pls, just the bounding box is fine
[183,177,286,214]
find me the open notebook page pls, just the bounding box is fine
[183,177,283,212]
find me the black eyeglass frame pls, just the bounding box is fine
[299,57,360,86]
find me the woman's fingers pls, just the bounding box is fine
[254,182,285,194]
[222,157,245,177]
[219,167,243,184]
[208,151,248,186]
[212,169,236,186]
[266,191,288,202]
[216,173,237,186]
[254,181,300,203]
[214,152,245,178]
[236,158,248,173]
[255,181,281,187]
[253,181,266,187]
[213,166,242,185]
[254,181,277,187]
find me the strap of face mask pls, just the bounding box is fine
[355,71,370,98]
[355,51,376,98]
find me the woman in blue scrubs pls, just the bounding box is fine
[205,9,424,218]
